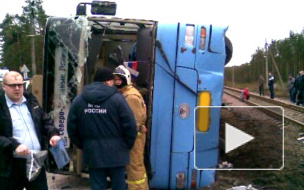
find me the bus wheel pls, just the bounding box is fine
[225,36,233,65]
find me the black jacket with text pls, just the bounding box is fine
[67,82,137,168]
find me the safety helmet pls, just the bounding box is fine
[113,65,131,85]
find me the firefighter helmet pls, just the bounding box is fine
[113,65,131,85]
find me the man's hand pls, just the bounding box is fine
[49,135,61,147]
[15,144,30,156]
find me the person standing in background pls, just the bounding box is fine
[288,74,295,103]
[295,71,304,106]
[268,72,275,99]
[258,74,265,96]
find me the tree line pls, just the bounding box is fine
[225,31,304,85]
[0,0,46,75]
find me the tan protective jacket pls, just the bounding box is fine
[121,85,147,132]
[121,85,149,189]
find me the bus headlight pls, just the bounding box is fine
[179,103,190,119]
[176,172,186,189]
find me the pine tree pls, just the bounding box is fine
[0,0,47,75]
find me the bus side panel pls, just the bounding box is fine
[195,107,221,152]
[200,170,216,187]
[176,23,197,69]
[209,25,227,55]
[172,67,197,152]
[188,151,216,188]
[195,25,226,107]
[188,151,199,189]
[193,26,226,178]
[194,26,226,153]
[149,23,178,188]
[195,148,218,169]
[169,153,188,189]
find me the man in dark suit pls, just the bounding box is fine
[0,71,61,190]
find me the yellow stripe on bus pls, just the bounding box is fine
[197,92,211,132]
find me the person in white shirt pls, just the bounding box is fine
[0,71,61,190]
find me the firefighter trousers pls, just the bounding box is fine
[126,132,149,190]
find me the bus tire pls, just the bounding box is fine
[225,36,233,65]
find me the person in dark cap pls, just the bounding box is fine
[295,71,304,106]
[67,66,137,190]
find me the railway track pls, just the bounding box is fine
[210,88,304,189]
[223,86,304,129]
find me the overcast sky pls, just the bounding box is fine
[1,0,303,67]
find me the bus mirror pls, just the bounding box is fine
[76,3,87,16]
[91,1,116,15]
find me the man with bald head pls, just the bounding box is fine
[0,71,61,190]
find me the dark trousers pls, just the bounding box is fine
[0,158,48,190]
[296,90,304,106]
[259,85,264,96]
[89,166,126,190]
[289,88,295,103]
[269,85,274,99]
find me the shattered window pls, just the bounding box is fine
[44,16,91,147]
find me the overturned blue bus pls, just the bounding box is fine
[42,1,233,189]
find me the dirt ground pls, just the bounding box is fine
[203,102,304,189]
[47,173,91,190]
[46,96,304,190]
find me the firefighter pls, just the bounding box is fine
[113,65,149,190]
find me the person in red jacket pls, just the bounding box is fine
[240,87,250,101]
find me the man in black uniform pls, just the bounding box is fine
[268,72,275,99]
[67,67,137,190]
[295,71,304,106]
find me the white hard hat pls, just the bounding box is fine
[113,65,131,85]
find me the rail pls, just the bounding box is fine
[224,89,304,129]
[224,86,304,113]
